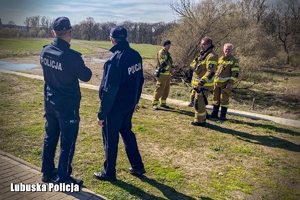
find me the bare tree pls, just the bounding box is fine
[24,15,41,37]
[71,24,81,39]
[91,22,101,40]
[169,0,237,67]
[40,16,52,37]
[24,17,30,32]
[32,16,41,27]
[79,17,96,41]
[237,0,269,24]
[7,21,16,28]
[269,0,300,64]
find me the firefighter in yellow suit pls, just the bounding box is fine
[190,37,218,127]
[210,43,239,120]
[152,40,175,110]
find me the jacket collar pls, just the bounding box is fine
[110,41,130,53]
[223,54,233,60]
[200,44,215,56]
[53,38,70,49]
[200,48,214,59]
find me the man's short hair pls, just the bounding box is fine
[202,36,213,45]
[224,43,234,49]
[54,30,71,38]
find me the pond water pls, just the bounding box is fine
[90,58,107,64]
[0,61,39,70]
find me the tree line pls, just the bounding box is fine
[0,15,174,45]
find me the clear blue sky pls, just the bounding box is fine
[0,0,200,26]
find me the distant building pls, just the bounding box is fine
[0,18,26,31]
[15,25,27,31]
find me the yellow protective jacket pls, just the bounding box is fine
[190,48,218,87]
[214,54,239,85]
[156,48,174,76]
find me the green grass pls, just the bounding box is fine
[73,39,161,62]
[1,73,300,200]
[0,37,161,63]
[0,38,95,58]
[72,40,112,50]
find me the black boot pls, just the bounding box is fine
[190,121,206,127]
[206,111,210,119]
[209,105,220,119]
[220,107,228,120]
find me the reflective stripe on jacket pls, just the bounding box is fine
[192,77,214,87]
[156,48,174,75]
[214,55,239,84]
[191,48,218,85]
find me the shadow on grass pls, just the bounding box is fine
[112,175,198,200]
[111,179,164,199]
[228,119,300,136]
[62,189,106,200]
[206,123,300,152]
[155,106,195,118]
[45,181,106,200]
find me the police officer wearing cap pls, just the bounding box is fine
[40,16,92,185]
[152,40,175,110]
[94,26,145,181]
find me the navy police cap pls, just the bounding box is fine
[52,16,72,31]
[110,26,127,39]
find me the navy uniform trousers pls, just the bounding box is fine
[41,101,80,182]
[102,108,144,176]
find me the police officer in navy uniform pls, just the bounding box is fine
[40,16,92,186]
[94,26,145,181]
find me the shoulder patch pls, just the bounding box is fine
[69,49,82,57]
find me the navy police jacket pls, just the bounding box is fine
[40,38,92,111]
[98,41,144,120]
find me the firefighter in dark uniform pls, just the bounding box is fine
[40,17,92,185]
[190,37,218,127]
[210,43,239,120]
[94,26,145,181]
[152,40,176,110]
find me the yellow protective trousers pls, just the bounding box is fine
[193,90,209,123]
[189,89,196,103]
[212,82,229,107]
[190,86,213,103]
[152,75,171,106]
